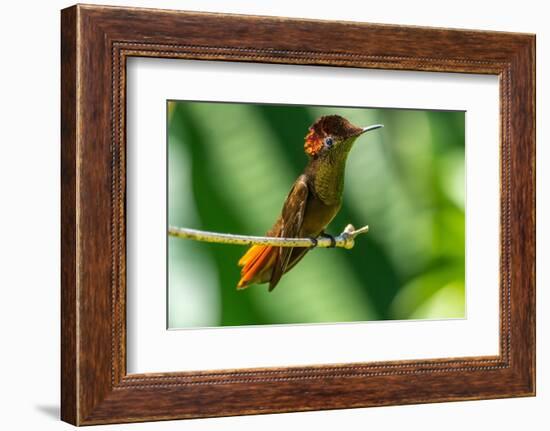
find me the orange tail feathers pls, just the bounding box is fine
[237,245,276,289]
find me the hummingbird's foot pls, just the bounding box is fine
[309,237,318,248]
[319,233,337,248]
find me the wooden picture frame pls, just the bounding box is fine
[61,4,535,425]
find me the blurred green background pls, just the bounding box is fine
[167,101,465,329]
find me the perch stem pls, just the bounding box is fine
[168,224,369,249]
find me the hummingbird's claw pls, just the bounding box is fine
[319,233,337,248]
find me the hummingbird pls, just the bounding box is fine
[237,115,383,291]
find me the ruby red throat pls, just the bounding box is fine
[237,115,383,291]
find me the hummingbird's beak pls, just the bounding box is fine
[360,124,384,134]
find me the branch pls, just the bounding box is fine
[168,224,369,249]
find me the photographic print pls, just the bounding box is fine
[167,101,465,329]
[61,6,535,423]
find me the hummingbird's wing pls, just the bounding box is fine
[269,175,309,291]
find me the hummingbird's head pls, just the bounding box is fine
[304,115,383,159]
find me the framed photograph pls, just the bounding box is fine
[61,4,535,425]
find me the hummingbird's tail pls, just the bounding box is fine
[237,245,277,289]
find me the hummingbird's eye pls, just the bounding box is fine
[324,137,334,148]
